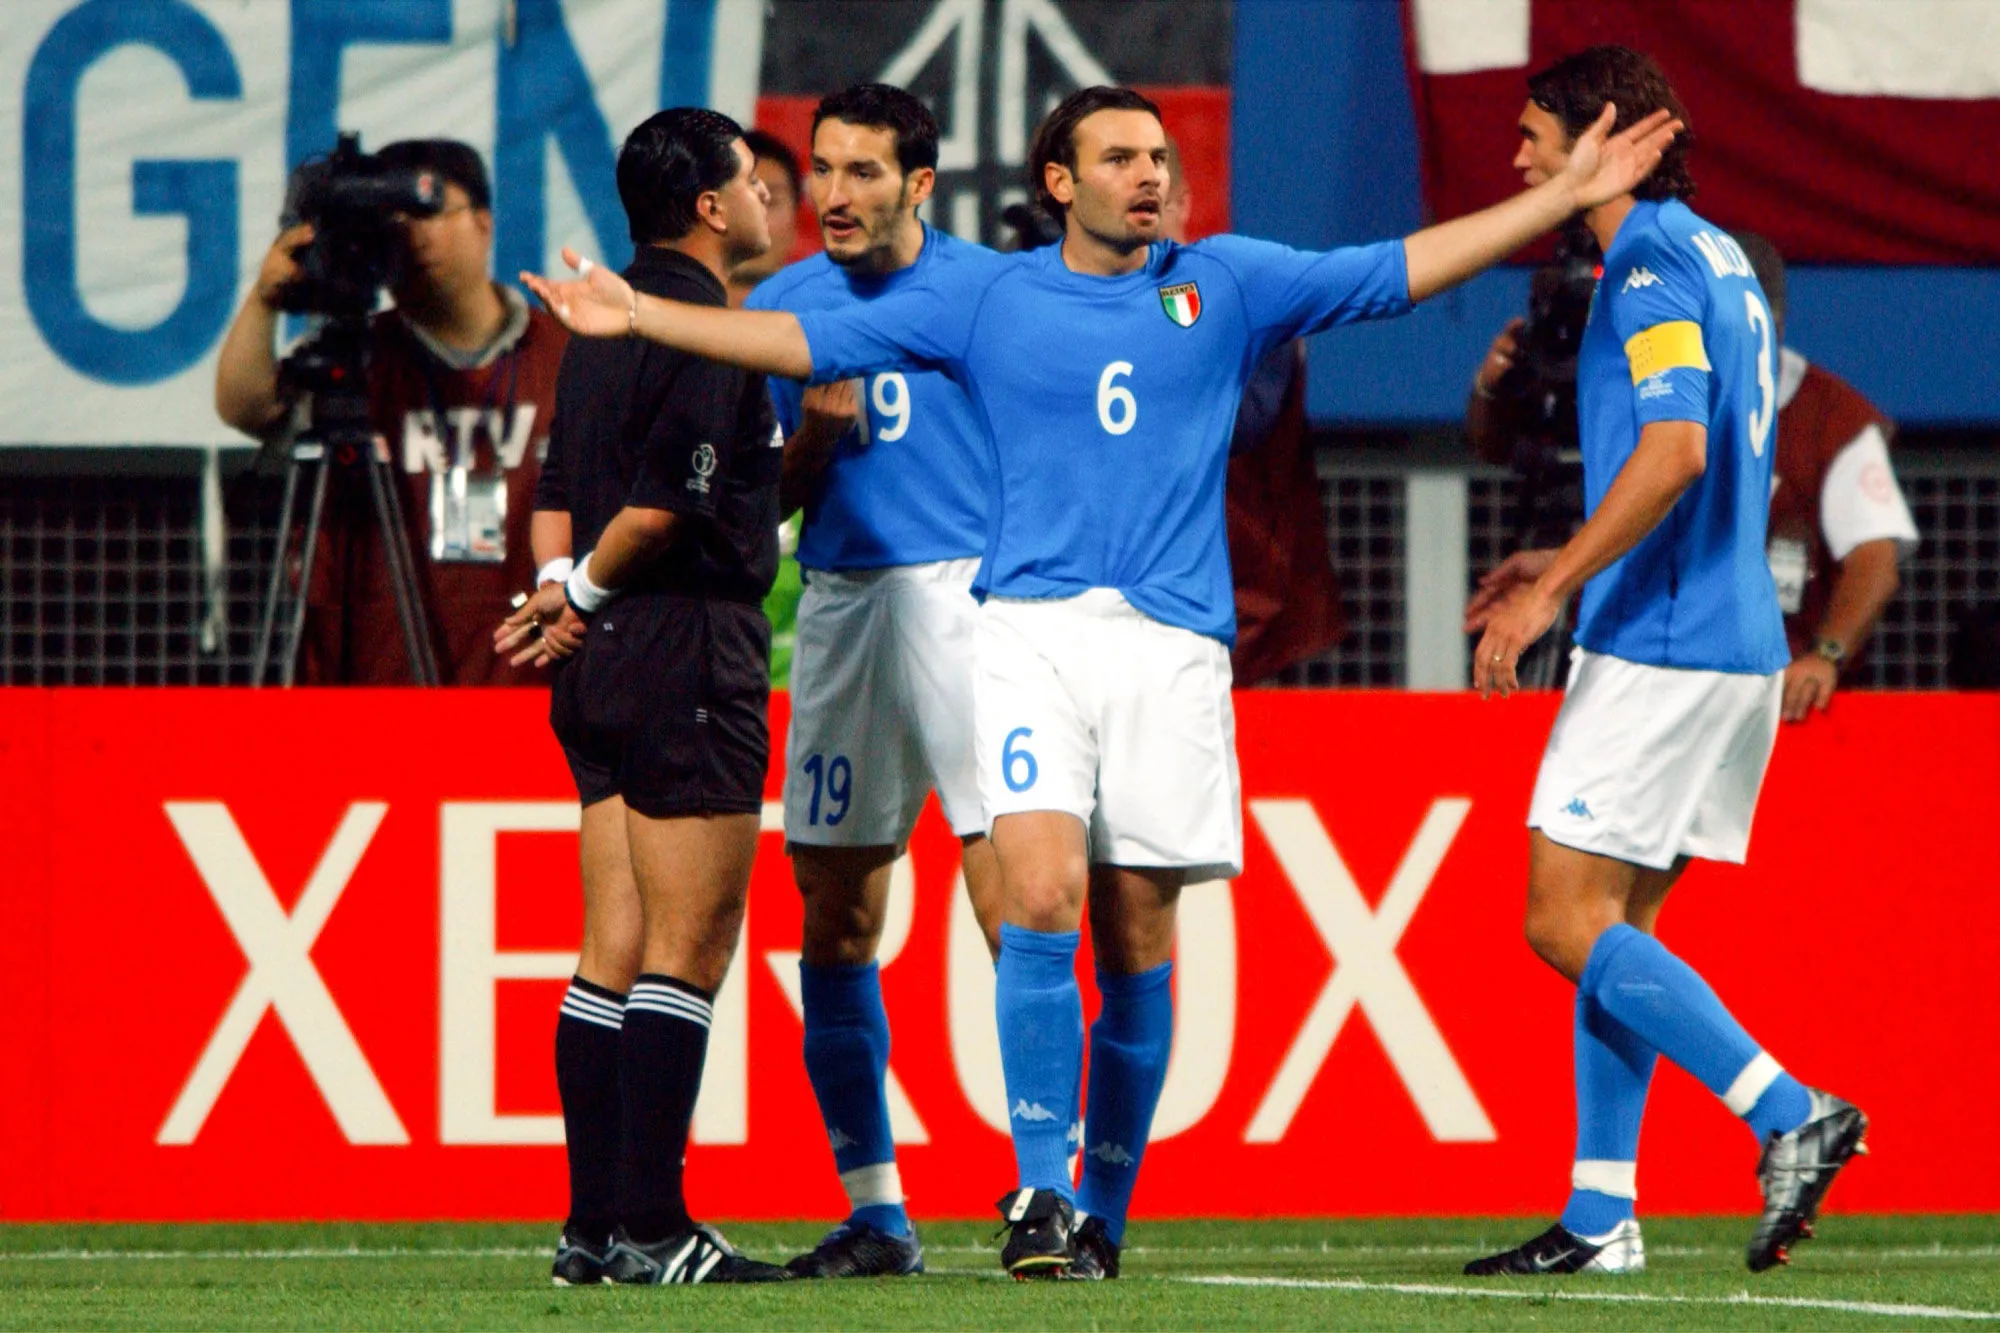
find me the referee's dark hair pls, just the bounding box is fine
[618,107,747,246]
[1028,86,1162,223]
[1528,46,1695,203]
[812,83,941,177]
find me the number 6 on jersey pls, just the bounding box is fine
[1097,361,1136,435]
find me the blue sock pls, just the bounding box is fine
[1076,962,1174,1245]
[1560,991,1655,1237]
[800,961,910,1236]
[995,924,1084,1200]
[1582,925,1812,1142]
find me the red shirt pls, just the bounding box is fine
[298,295,568,685]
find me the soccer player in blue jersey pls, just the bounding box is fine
[743,84,1005,1280]
[524,84,1679,1279]
[1463,47,1868,1277]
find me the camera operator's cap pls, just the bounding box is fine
[376,139,491,210]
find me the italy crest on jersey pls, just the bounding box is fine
[1159,282,1201,328]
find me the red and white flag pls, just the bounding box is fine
[1405,0,2000,263]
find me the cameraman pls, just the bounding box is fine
[215,139,569,685]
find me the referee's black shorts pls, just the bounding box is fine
[550,593,771,819]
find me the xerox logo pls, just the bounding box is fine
[156,796,1492,1153]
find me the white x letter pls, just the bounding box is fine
[159,802,407,1145]
[1246,798,1494,1143]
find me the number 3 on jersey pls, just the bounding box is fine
[1743,291,1775,458]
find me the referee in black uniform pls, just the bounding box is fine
[527,107,790,1286]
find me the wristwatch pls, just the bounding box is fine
[1812,637,1846,667]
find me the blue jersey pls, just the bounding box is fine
[795,235,1411,643]
[1575,199,1790,675]
[746,227,991,572]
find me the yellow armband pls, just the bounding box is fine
[1624,321,1710,384]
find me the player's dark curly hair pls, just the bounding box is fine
[617,106,746,245]
[1527,46,1695,202]
[1028,86,1163,222]
[812,83,941,176]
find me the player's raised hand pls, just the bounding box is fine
[1563,104,1682,212]
[520,248,637,338]
[1466,548,1557,631]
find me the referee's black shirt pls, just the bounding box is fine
[535,246,780,605]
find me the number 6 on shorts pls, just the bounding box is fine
[1001,726,1038,792]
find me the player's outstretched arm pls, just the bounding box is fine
[521,248,815,379]
[1472,419,1706,697]
[1403,106,1680,302]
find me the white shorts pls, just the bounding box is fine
[975,589,1242,877]
[783,558,984,846]
[1529,648,1782,870]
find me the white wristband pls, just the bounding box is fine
[564,551,613,615]
[536,557,574,587]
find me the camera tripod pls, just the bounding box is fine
[250,369,439,687]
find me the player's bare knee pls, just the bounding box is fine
[1004,863,1087,932]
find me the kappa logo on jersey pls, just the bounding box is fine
[687,442,717,495]
[1159,281,1202,328]
[1621,266,1662,293]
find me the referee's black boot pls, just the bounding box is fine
[550,1228,616,1286]
[602,1223,792,1284]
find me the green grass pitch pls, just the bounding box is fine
[1,1216,1994,1330]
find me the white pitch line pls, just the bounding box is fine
[0,1246,547,1262]
[1184,1275,2000,1323]
[4,1242,1998,1262]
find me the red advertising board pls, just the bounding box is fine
[1,689,1994,1221]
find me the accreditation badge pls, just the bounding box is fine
[1767,536,1808,614]
[429,466,507,563]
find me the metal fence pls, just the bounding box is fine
[5,445,1998,687]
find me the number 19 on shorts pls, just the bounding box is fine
[801,753,851,825]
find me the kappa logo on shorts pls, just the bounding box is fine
[1159,281,1202,328]
[686,442,717,495]
[1562,797,1595,820]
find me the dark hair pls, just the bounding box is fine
[617,107,746,245]
[741,128,802,201]
[1527,46,1694,202]
[1028,86,1162,221]
[376,139,490,210]
[811,83,941,176]
[1732,231,1787,331]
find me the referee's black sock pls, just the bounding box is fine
[616,973,714,1244]
[555,976,625,1245]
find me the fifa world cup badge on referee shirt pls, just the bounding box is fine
[1159,282,1202,328]
[687,442,717,496]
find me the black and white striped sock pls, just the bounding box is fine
[555,976,625,1244]
[618,973,715,1244]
